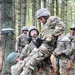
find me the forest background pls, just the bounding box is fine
[0,0,75,74]
[0,0,75,35]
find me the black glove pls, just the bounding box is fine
[27,36,32,44]
[34,38,43,48]
[43,57,53,69]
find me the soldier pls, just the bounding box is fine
[53,36,72,75]
[10,26,43,75]
[19,8,65,75]
[65,24,75,75]
[7,52,25,75]
[7,52,19,65]
[53,24,75,75]
[19,26,42,60]
[7,52,22,75]
[15,26,29,54]
[8,27,40,63]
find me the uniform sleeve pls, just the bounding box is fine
[19,44,29,60]
[61,42,73,55]
[54,41,72,56]
[11,61,24,75]
[41,16,65,42]
[15,37,21,52]
[52,17,65,36]
[53,41,64,56]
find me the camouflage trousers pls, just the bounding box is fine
[20,44,53,75]
[70,61,75,75]
[11,60,24,75]
[54,57,68,75]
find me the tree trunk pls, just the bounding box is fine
[56,0,59,16]
[34,0,41,31]
[41,0,46,8]
[21,0,27,27]
[1,0,15,74]
[61,0,68,33]
[2,0,14,28]
[50,0,54,16]
[1,28,15,75]
[32,0,36,26]
[0,1,4,31]
[17,0,21,35]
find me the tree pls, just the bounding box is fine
[1,0,15,74]
[41,0,46,8]
[50,0,54,16]
[21,0,27,27]
[56,0,59,16]
[16,0,21,35]
[32,0,36,26]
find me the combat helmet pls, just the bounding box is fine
[36,8,50,19]
[70,24,75,30]
[29,26,39,37]
[21,26,28,32]
[7,52,19,64]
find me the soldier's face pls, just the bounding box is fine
[38,17,47,24]
[71,29,75,35]
[23,30,28,35]
[30,30,38,38]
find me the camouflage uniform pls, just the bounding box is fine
[19,41,36,60]
[66,33,75,75]
[15,26,29,54]
[53,36,72,75]
[11,27,43,75]
[19,26,41,60]
[20,8,65,75]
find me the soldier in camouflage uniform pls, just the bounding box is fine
[19,26,42,60]
[65,24,75,75]
[19,8,65,75]
[15,26,29,54]
[11,26,43,75]
[53,24,75,75]
[53,36,72,75]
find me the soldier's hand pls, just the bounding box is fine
[45,35,54,42]
[46,37,52,42]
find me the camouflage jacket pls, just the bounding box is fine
[66,33,75,60]
[15,34,29,53]
[19,40,36,60]
[54,36,72,58]
[40,16,65,50]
